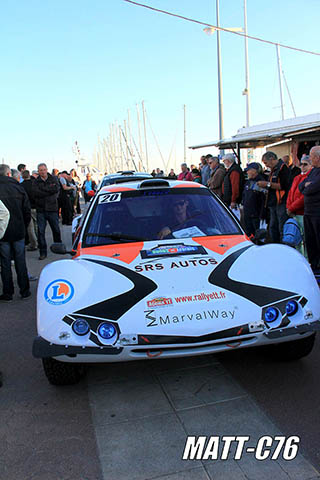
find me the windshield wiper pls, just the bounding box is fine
[86,232,148,242]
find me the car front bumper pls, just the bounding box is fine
[33,319,320,363]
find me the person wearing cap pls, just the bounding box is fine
[177,163,193,181]
[242,163,267,237]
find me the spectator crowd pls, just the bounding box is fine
[0,146,320,305]
[152,146,320,273]
[0,163,98,302]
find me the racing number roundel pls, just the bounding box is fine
[44,279,74,305]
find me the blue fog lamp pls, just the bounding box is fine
[286,300,298,316]
[72,318,90,336]
[264,307,279,323]
[98,322,117,339]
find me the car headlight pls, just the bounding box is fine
[264,307,279,323]
[286,300,298,316]
[98,322,117,339]
[72,318,90,336]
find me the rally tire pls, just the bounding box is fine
[268,333,316,361]
[42,357,86,385]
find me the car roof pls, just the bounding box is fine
[98,178,205,193]
[101,171,152,180]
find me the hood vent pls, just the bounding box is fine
[139,179,170,189]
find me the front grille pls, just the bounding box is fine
[131,336,256,354]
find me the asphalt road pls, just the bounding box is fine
[1,223,319,479]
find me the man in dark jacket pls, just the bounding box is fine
[32,163,62,260]
[21,170,38,250]
[257,151,291,243]
[0,164,31,300]
[242,163,267,236]
[299,146,320,271]
[222,154,244,208]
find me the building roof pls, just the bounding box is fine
[189,113,320,150]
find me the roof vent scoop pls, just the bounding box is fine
[139,179,170,188]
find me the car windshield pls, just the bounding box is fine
[82,188,242,246]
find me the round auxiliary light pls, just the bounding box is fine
[264,307,279,323]
[286,300,298,316]
[98,322,117,339]
[72,318,90,336]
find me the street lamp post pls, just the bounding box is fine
[243,0,251,127]
[204,2,243,145]
[216,0,224,142]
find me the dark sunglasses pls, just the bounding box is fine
[173,201,185,207]
[300,162,309,166]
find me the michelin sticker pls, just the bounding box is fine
[44,279,74,305]
[99,192,122,204]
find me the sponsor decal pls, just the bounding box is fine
[144,308,235,327]
[174,291,226,304]
[98,192,122,204]
[134,258,217,272]
[147,297,173,308]
[44,279,74,305]
[140,243,207,259]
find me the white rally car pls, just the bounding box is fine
[33,178,320,385]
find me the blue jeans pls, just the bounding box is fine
[0,239,30,296]
[37,211,62,256]
[268,203,288,243]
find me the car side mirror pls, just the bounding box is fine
[252,228,268,245]
[50,243,76,256]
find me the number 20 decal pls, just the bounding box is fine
[99,193,122,204]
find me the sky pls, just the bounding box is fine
[1,0,320,174]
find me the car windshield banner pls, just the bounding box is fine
[140,243,207,259]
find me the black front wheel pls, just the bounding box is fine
[268,333,316,361]
[42,357,86,385]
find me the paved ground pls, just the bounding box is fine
[0,222,319,480]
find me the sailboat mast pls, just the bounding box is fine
[142,100,149,173]
[183,104,187,163]
[276,44,285,120]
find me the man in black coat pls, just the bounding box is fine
[257,151,291,243]
[299,146,320,271]
[0,164,31,301]
[21,170,38,250]
[32,163,62,260]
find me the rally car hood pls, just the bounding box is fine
[37,236,320,344]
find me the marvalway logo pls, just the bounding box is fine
[144,308,235,327]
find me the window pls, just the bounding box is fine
[83,188,242,246]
